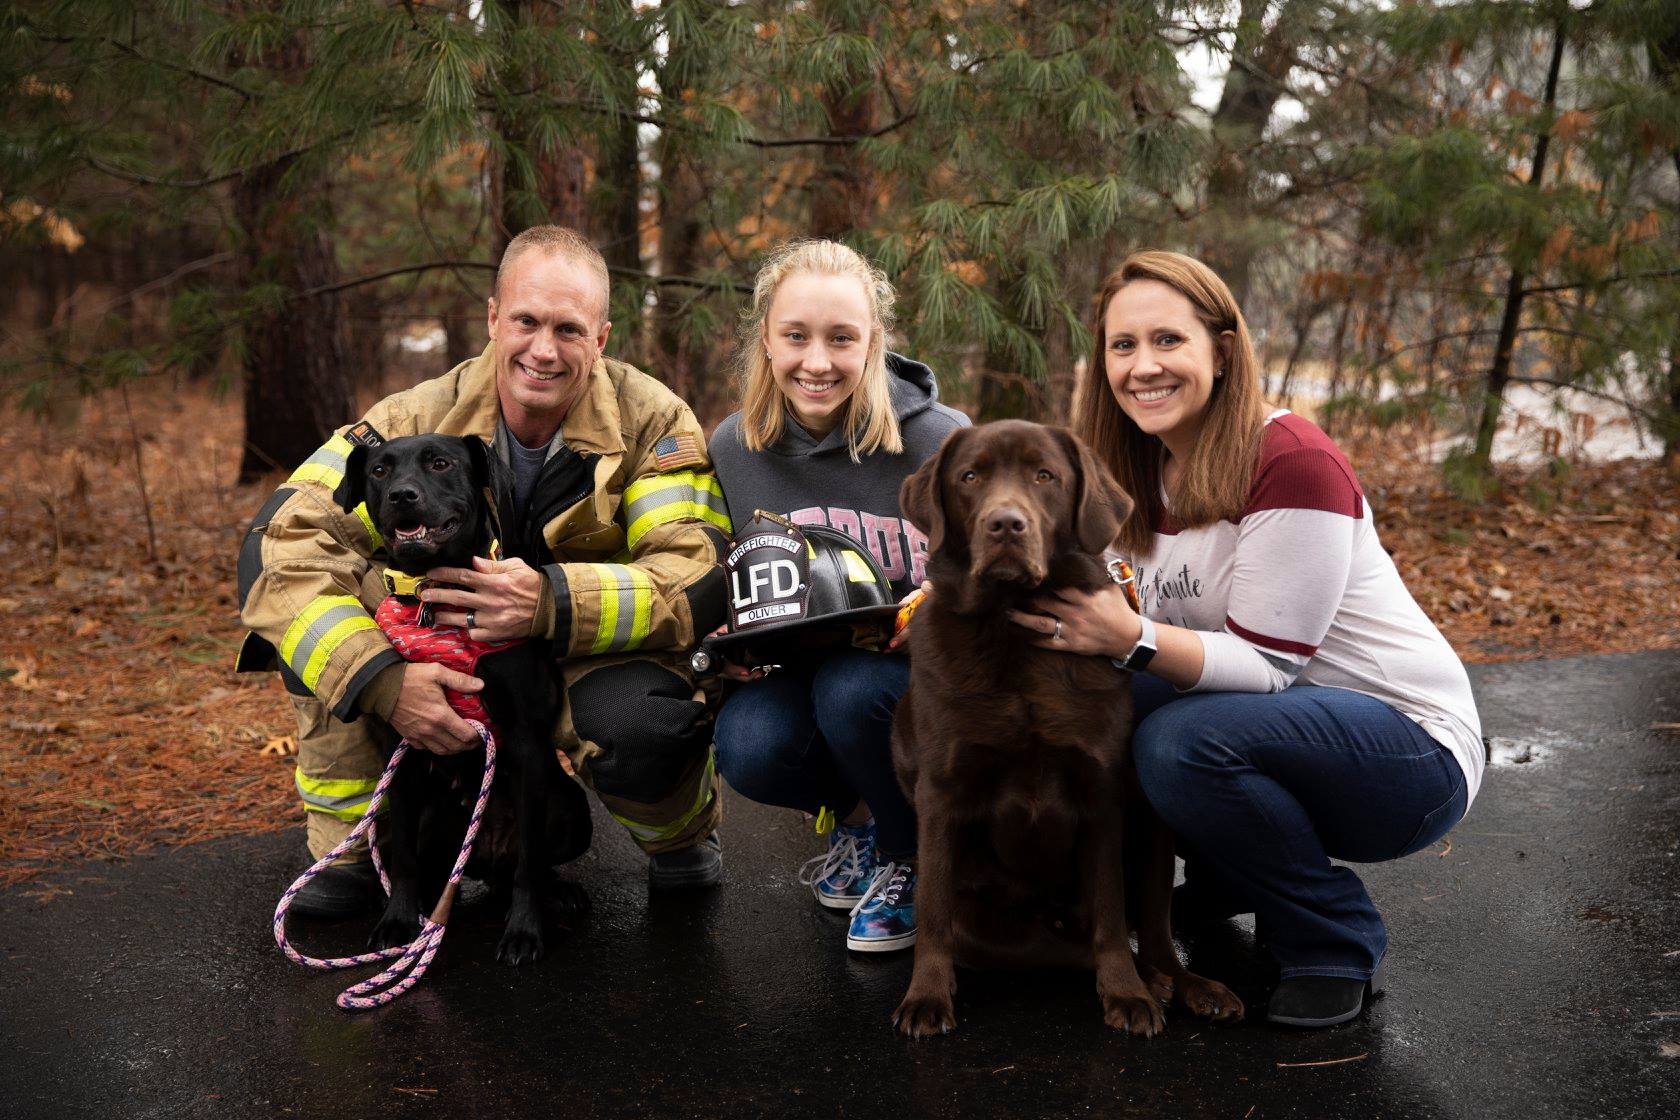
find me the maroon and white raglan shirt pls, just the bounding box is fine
[1122,411,1484,803]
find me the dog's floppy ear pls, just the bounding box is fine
[1056,427,1133,555]
[463,435,492,493]
[332,443,370,514]
[901,426,965,554]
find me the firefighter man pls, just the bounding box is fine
[237,226,731,913]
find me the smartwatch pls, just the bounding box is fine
[1113,615,1157,672]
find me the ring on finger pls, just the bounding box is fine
[1052,617,1063,642]
[466,609,476,630]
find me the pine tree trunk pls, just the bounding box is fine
[1470,16,1568,475]
[231,20,353,483]
[809,0,876,240]
[492,0,591,260]
[233,155,354,482]
[654,0,708,403]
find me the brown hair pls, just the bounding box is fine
[495,225,610,320]
[735,239,902,461]
[1075,250,1265,558]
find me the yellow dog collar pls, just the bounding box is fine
[381,569,430,598]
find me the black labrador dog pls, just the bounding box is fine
[334,433,591,965]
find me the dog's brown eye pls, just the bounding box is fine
[429,457,451,473]
[960,470,977,484]
[1036,469,1056,483]
[370,464,389,478]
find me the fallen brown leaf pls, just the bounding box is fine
[260,734,298,758]
[1659,1041,1680,1060]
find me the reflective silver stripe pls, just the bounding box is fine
[297,788,372,813]
[623,482,692,530]
[283,602,368,678]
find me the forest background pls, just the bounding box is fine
[1,0,1678,887]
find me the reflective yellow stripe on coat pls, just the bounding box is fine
[295,770,380,821]
[582,564,654,655]
[287,434,354,490]
[622,471,731,550]
[279,594,380,693]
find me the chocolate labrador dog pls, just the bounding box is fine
[891,420,1243,1037]
[334,433,591,966]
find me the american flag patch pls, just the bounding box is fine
[653,433,704,470]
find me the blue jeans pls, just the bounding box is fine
[714,650,916,857]
[1130,673,1468,981]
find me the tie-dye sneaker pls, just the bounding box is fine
[846,861,917,952]
[798,818,877,909]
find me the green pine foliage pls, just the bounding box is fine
[2,0,1678,472]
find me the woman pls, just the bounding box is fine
[1009,250,1481,1027]
[708,239,967,952]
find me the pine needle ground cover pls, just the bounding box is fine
[2,382,1677,890]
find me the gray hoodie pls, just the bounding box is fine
[709,353,969,598]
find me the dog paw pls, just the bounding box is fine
[496,912,546,967]
[544,879,592,919]
[368,909,421,951]
[892,993,957,1039]
[1101,990,1167,1037]
[1175,972,1245,1022]
[1139,964,1176,1006]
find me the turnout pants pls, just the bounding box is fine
[291,652,722,861]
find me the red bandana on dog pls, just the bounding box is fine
[375,569,525,738]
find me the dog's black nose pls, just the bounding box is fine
[389,486,420,507]
[984,507,1029,539]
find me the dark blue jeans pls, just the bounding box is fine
[1130,673,1468,981]
[713,650,916,857]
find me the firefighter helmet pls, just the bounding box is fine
[692,510,900,673]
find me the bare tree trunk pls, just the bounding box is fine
[1471,16,1568,474]
[1650,30,1680,466]
[1202,0,1308,305]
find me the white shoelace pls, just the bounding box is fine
[849,861,906,917]
[798,830,866,888]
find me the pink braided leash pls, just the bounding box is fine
[273,720,497,1012]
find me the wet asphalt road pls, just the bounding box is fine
[2,650,1678,1119]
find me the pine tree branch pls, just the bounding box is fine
[290,261,750,301]
[34,31,259,100]
[1522,269,1680,296]
[504,93,915,147]
[84,122,377,189]
[1503,376,1659,421]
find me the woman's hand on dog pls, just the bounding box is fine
[390,663,486,754]
[1007,583,1141,658]
[884,582,933,654]
[422,555,544,642]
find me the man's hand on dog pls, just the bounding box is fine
[390,663,485,754]
[1007,583,1140,657]
[422,555,544,641]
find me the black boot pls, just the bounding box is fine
[648,832,723,890]
[1266,964,1386,1028]
[289,853,383,919]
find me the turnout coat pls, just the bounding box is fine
[236,345,732,855]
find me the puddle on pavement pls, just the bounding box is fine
[1485,735,1560,767]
